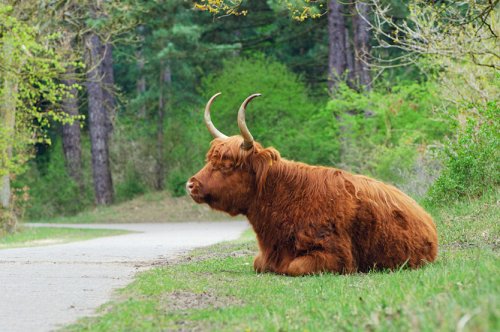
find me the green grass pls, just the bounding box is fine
[64,192,500,332]
[0,226,130,249]
[425,190,500,251]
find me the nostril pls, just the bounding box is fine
[186,182,195,190]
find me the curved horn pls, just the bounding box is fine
[205,92,228,139]
[238,94,261,150]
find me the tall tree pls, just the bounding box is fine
[327,0,347,94]
[156,60,170,190]
[0,45,18,211]
[61,66,84,194]
[136,26,147,118]
[352,2,372,91]
[345,27,356,89]
[100,40,116,140]
[1,3,74,230]
[85,33,114,205]
[193,0,375,92]
[0,60,17,232]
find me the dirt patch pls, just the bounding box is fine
[25,239,65,245]
[159,290,245,312]
[439,236,500,253]
[228,249,257,258]
[439,242,479,253]
[157,291,246,332]
[157,249,259,268]
[113,250,256,332]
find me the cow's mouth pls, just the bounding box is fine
[186,180,213,205]
[187,190,211,205]
[193,193,211,203]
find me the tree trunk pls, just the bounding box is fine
[0,79,17,210]
[85,33,114,205]
[0,44,18,211]
[136,26,146,118]
[0,44,19,232]
[234,29,242,57]
[61,65,84,194]
[156,60,170,191]
[100,40,115,140]
[352,2,372,91]
[345,27,356,90]
[137,74,146,117]
[328,0,347,94]
[0,175,10,210]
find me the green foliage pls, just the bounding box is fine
[114,169,146,203]
[14,142,93,220]
[320,80,448,197]
[167,168,190,197]
[0,3,83,234]
[8,0,455,219]
[427,100,500,203]
[195,0,325,20]
[0,4,76,177]
[201,55,336,166]
[328,80,447,148]
[108,105,210,199]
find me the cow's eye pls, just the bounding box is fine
[222,164,233,171]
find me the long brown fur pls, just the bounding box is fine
[188,136,438,276]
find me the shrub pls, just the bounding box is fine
[167,168,189,197]
[200,54,337,166]
[114,168,147,202]
[427,100,500,203]
[13,141,94,220]
[321,80,448,197]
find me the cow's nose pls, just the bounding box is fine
[186,182,195,194]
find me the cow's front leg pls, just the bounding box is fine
[253,252,269,273]
[286,252,353,276]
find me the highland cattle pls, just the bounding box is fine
[187,93,438,276]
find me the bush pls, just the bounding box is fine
[200,54,337,166]
[320,80,448,197]
[14,141,94,220]
[167,168,189,197]
[114,168,147,202]
[427,100,500,203]
[203,59,449,198]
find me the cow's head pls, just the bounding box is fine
[187,93,280,216]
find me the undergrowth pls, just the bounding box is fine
[427,99,500,204]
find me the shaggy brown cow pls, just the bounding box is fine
[187,93,438,276]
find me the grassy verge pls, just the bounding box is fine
[27,192,240,224]
[64,194,500,332]
[425,190,500,251]
[0,226,130,250]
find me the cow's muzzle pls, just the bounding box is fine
[187,178,211,205]
[186,181,195,196]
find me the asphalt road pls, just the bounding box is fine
[0,221,249,332]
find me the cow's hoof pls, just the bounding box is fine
[287,258,310,276]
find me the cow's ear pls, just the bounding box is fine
[253,147,280,194]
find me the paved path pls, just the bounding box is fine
[0,221,249,332]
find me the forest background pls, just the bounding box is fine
[1,0,499,230]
